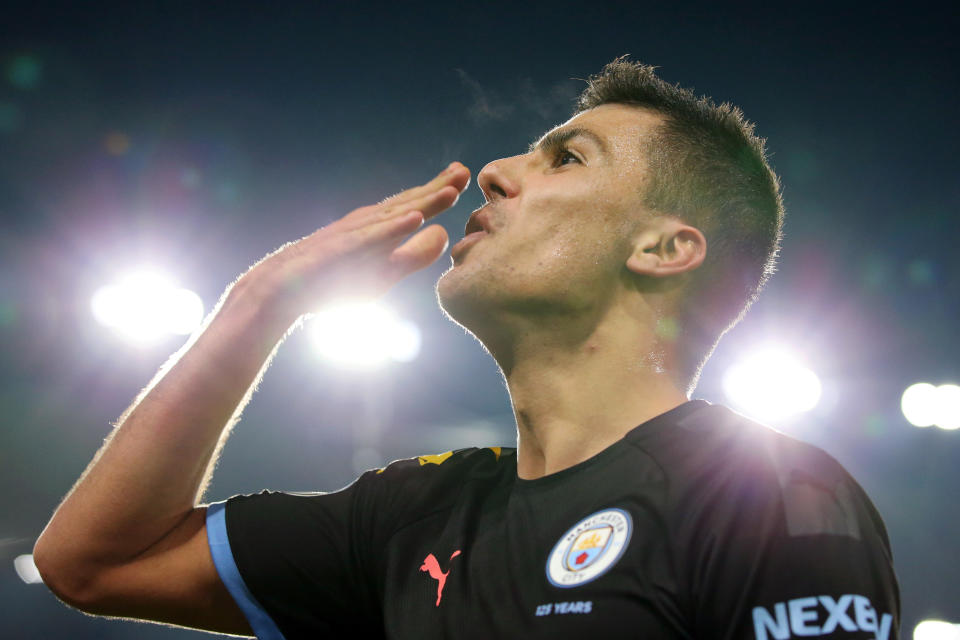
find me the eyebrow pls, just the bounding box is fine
[528,126,609,158]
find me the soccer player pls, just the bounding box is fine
[34,59,900,639]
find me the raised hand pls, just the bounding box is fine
[32,162,471,638]
[250,162,471,322]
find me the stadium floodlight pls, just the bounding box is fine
[13,554,43,585]
[934,384,960,430]
[901,383,960,430]
[901,383,940,427]
[91,271,205,345]
[306,300,422,370]
[721,345,822,422]
[914,620,960,640]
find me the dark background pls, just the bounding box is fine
[1,2,957,638]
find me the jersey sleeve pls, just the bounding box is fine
[204,448,494,639]
[680,432,901,640]
[205,471,389,639]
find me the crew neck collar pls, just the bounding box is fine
[513,399,710,489]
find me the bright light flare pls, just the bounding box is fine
[901,383,939,427]
[902,383,960,430]
[722,346,822,422]
[915,620,960,640]
[13,554,43,584]
[91,271,205,345]
[306,301,421,369]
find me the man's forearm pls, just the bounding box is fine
[35,268,294,576]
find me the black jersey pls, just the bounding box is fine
[206,400,900,639]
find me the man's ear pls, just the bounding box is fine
[625,219,707,277]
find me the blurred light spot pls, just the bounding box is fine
[907,259,935,286]
[13,554,43,584]
[935,384,960,430]
[307,301,422,369]
[901,383,938,427]
[722,346,822,422]
[389,321,422,363]
[0,102,23,133]
[6,55,42,89]
[352,447,383,474]
[104,131,131,156]
[91,271,205,345]
[915,620,960,640]
[901,383,960,430]
[181,167,202,189]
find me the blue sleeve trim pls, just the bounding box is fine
[206,502,287,640]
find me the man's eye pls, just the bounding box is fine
[553,148,581,167]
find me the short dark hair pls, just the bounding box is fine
[575,57,785,392]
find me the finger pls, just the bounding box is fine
[298,210,422,265]
[341,164,470,231]
[346,210,425,252]
[381,162,470,208]
[323,222,446,300]
[383,184,461,222]
[387,224,450,276]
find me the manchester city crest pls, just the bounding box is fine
[546,508,632,588]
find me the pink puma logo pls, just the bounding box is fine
[419,549,461,607]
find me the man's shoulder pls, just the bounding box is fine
[226,447,515,513]
[633,402,881,540]
[373,445,515,477]
[364,446,517,496]
[712,404,854,490]
[635,401,853,489]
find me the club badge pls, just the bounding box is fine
[546,508,632,588]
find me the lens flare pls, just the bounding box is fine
[722,346,822,422]
[901,383,939,428]
[934,384,960,430]
[914,620,960,640]
[901,383,960,430]
[91,271,204,345]
[306,301,422,369]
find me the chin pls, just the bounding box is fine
[437,257,521,337]
[435,262,484,331]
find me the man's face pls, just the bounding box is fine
[436,104,663,334]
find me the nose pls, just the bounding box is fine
[477,155,521,203]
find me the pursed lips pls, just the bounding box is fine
[464,206,493,236]
[450,206,494,262]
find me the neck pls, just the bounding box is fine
[492,306,689,480]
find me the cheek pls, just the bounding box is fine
[516,199,630,271]
[506,222,619,293]
[496,176,637,285]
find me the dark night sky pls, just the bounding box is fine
[1,2,958,638]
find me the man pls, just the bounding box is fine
[34,59,900,639]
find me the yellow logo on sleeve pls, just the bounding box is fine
[418,451,454,467]
[375,447,503,474]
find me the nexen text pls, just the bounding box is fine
[753,594,893,640]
